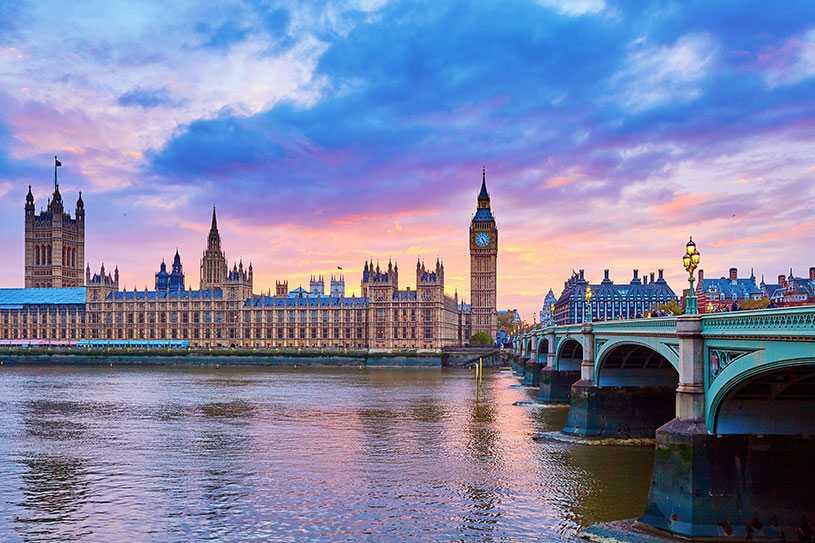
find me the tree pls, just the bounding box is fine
[657,300,684,316]
[470,331,493,346]
[739,297,770,310]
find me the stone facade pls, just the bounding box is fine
[554,268,678,325]
[4,174,498,351]
[24,158,85,288]
[469,168,498,339]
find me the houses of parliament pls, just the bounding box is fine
[0,160,498,350]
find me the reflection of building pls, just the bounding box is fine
[539,289,556,326]
[25,159,85,288]
[2,171,497,351]
[554,269,677,325]
[695,268,764,312]
[761,268,815,307]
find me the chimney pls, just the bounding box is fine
[643,275,648,285]
[729,267,737,281]
[650,272,655,284]
[604,269,610,281]
[698,269,704,284]
[810,267,815,280]
[579,269,585,280]
[658,269,664,281]
[778,274,787,288]
[633,269,639,280]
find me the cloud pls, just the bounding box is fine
[760,27,815,87]
[536,0,606,16]
[612,33,718,111]
[117,86,184,108]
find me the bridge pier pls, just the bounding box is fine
[562,383,676,438]
[640,315,815,539]
[561,323,675,438]
[537,366,579,403]
[523,360,541,386]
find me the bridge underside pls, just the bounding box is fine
[644,363,815,540]
[563,345,678,438]
[716,365,815,435]
[537,339,581,403]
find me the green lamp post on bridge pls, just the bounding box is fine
[585,285,593,323]
[682,237,701,315]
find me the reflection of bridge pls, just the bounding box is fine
[511,307,815,540]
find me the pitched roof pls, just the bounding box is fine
[0,287,86,308]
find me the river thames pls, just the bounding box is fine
[0,366,654,542]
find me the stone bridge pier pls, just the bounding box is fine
[537,331,582,403]
[561,323,678,438]
[641,314,815,540]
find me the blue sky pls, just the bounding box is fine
[1,0,814,318]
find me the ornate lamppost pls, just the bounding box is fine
[585,285,593,323]
[682,237,701,314]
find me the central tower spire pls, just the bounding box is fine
[207,206,221,250]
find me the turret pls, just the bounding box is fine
[25,185,34,216]
[76,191,84,220]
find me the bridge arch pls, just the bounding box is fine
[595,343,679,388]
[595,339,679,387]
[708,356,815,435]
[554,337,582,371]
[536,337,549,364]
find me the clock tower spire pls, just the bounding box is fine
[469,167,497,341]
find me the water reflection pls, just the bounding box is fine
[0,366,657,542]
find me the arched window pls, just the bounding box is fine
[35,245,40,266]
[47,245,52,264]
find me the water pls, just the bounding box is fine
[0,366,655,542]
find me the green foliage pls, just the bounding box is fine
[739,297,770,310]
[657,300,684,316]
[470,331,494,346]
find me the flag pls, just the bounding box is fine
[55,158,62,167]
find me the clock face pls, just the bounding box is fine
[475,232,491,247]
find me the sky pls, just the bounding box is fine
[1,0,815,320]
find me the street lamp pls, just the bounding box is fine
[682,237,701,314]
[585,285,593,323]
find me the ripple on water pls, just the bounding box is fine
[0,366,655,542]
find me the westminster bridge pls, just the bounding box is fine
[510,306,815,540]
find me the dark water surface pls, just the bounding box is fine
[0,366,654,542]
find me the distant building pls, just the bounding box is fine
[155,251,185,293]
[761,268,815,307]
[330,275,345,297]
[497,309,521,325]
[539,289,557,327]
[554,269,677,325]
[309,275,325,296]
[3,168,495,351]
[696,268,764,312]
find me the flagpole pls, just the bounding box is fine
[54,155,58,191]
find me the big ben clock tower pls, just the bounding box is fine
[469,167,497,341]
